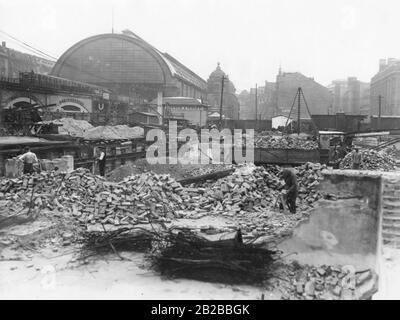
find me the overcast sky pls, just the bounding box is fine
[0,0,398,91]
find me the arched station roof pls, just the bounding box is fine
[51,33,207,91]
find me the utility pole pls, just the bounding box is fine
[112,7,114,34]
[219,75,226,129]
[378,95,382,131]
[255,84,258,125]
[297,87,301,135]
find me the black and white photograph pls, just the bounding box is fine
[0,0,397,304]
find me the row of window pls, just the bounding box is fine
[180,81,203,99]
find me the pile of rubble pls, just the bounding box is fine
[0,168,107,218]
[295,162,324,204]
[254,134,318,150]
[339,149,397,171]
[384,145,400,159]
[46,118,94,137]
[185,164,233,177]
[0,162,325,241]
[107,159,232,182]
[272,263,377,300]
[83,125,143,141]
[196,162,324,212]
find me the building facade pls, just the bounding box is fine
[276,72,332,118]
[0,41,54,78]
[150,96,208,127]
[370,58,400,116]
[238,81,276,120]
[206,63,240,120]
[328,77,370,115]
[51,31,207,105]
[239,70,331,120]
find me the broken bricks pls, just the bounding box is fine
[279,263,378,300]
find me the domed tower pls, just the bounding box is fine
[206,63,240,120]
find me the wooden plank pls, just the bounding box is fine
[254,148,320,165]
[178,169,235,186]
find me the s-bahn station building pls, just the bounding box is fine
[51,31,208,105]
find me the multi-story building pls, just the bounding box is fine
[150,96,208,127]
[328,77,370,115]
[370,58,400,116]
[206,63,240,120]
[328,79,347,113]
[0,41,55,78]
[237,90,251,120]
[239,70,332,120]
[276,71,332,118]
[238,81,276,120]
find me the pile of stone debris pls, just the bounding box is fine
[271,262,378,300]
[383,145,400,159]
[39,118,144,140]
[254,133,318,150]
[83,125,143,141]
[48,118,93,137]
[0,168,107,218]
[0,162,325,240]
[189,162,324,213]
[107,158,232,182]
[339,149,397,171]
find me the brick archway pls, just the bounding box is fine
[4,94,44,109]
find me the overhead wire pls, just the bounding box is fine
[0,29,120,86]
[0,29,57,61]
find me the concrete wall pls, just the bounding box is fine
[312,114,367,132]
[321,171,382,210]
[279,170,382,272]
[371,116,400,130]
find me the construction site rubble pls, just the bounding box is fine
[0,161,381,301]
[384,145,400,159]
[0,168,106,220]
[54,118,94,137]
[254,133,318,150]
[339,149,397,171]
[0,162,325,241]
[38,118,144,140]
[188,162,324,213]
[148,229,276,285]
[271,262,378,300]
[107,158,232,182]
[83,125,144,140]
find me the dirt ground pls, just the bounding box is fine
[0,213,280,300]
[0,246,280,300]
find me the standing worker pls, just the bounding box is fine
[18,146,38,175]
[351,147,363,170]
[97,147,107,177]
[280,169,298,214]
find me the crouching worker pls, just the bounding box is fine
[18,146,38,175]
[280,169,298,214]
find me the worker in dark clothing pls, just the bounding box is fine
[18,146,38,175]
[351,147,363,170]
[97,148,106,177]
[280,169,298,214]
